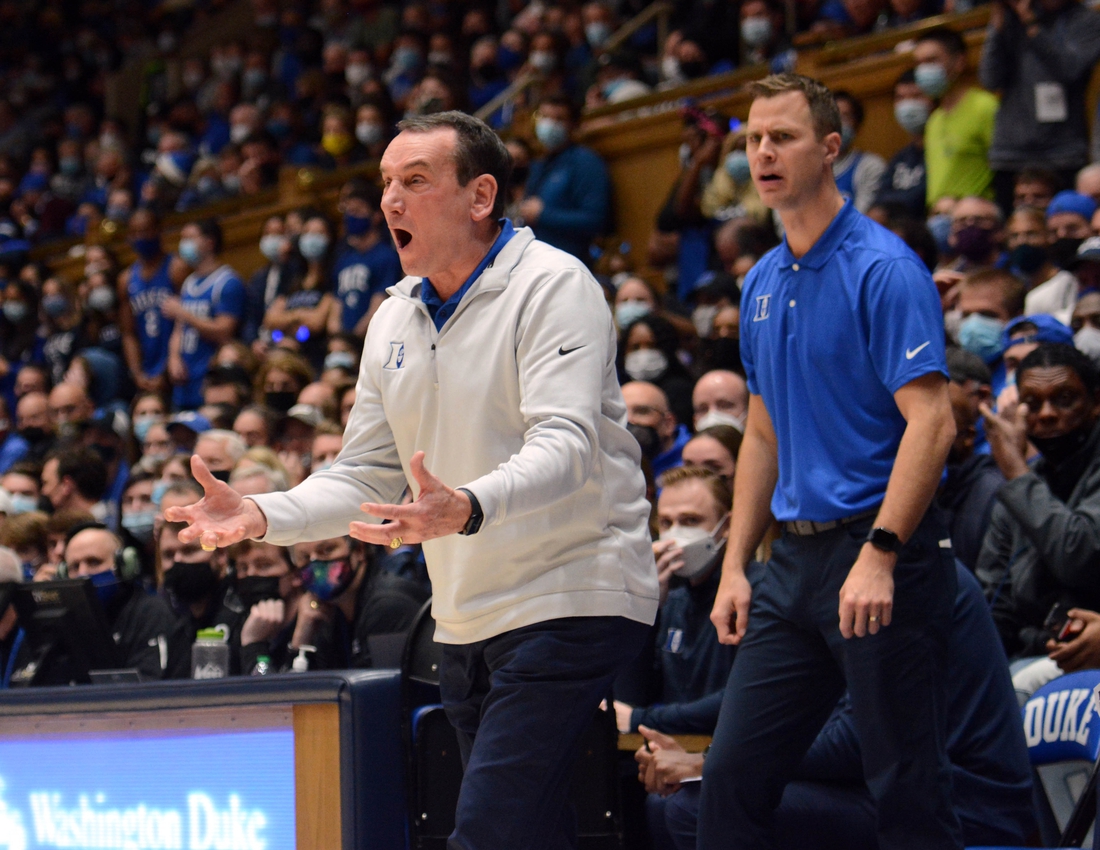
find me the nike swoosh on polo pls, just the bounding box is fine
[905,341,931,360]
[559,345,584,355]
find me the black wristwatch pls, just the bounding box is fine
[457,488,484,536]
[866,526,902,554]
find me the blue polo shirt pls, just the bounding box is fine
[740,200,947,522]
[421,220,516,331]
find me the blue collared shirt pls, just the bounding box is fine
[421,219,517,331]
[740,199,947,522]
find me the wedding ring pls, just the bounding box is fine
[201,541,216,552]
[390,537,403,549]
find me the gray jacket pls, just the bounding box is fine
[979,2,1100,170]
[977,419,1100,658]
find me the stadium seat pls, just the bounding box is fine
[970,669,1100,849]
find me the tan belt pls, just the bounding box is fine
[783,507,879,537]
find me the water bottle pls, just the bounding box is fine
[252,655,272,676]
[191,628,229,679]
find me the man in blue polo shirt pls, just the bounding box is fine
[700,75,961,850]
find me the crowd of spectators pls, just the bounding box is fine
[2,0,1100,843]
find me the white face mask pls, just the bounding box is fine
[692,304,719,338]
[664,515,728,580]
[625,348,668,381]
[1076,325,1100,360]
[695,409,744,433]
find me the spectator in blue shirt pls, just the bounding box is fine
[518,94,611,263]
[332,179,401,338]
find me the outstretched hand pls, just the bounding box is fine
[163,455,268,549]
[349,451,472,546]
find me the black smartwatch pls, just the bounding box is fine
[866,526,902,554]
[457,488,484,536]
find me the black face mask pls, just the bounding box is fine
[680,59,706,79]
[511,165,529,186]
[265,390,297,413]
[627,423,661,460]
[211,469,231,483]
[1031,423,1094,466]
[1049,237,1085,270]
[236,575,284,609]
[1010,243,1047,274]
[164,559,218,604]
[19,426,49,444]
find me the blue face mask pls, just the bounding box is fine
[615,301,651,328]
[89,569,122,607]
[298,233,329,260]
[535,117,569,152]
[299,558,355,602]
[958,314,1005,363]
[151,480,170,507]
[839,123,856,152]
[132,416,161,443]
[122,510,157,546]
[926,213,953,256]
[585,21,611,48]
[130,237,161,261]
[724,150,751,184]
[9,493,37,514]
[42,295,69,318]
[915,62,949,99]
[344,212,372,237]
[177,237,201,266]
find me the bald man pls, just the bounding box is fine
[622,381,691,476]
[47,382,94,435]
[15,391,54,464]
[64,525,175,680]
[693,370,749,432]
[1077,163,1100,207]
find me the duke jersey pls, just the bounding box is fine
[127,256,174,376]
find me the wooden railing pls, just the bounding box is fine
[604,1,675,56]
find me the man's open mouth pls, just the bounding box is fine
[393,228,412,248]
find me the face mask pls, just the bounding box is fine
[130,236,161,260]
[322,132,353,157]
[299,233,329,260]
[427,50,452,66]
[953,225,997,263]
[627,423,661,459]
[265,390,298,413]
[615,301,651,328]
[346,63,372,87]
[625,348,669,381]
[344,212,372,237]
[661,56,681,81]
[267,119,289,139]
[1031,423,1094,466]
[19,427,48,444]
[1075,325,1100,359]
[177,237,201,266]
[585,21,611,47]
[87,286,115,313]
[696,409,745,432]
[529,51,556,74]
[9,493,37,514]
[355,122,383,147]
[1010,243,1047,274]
[230,123,252,145]
[242,68,267,91]
[601,79,626,101]
[236,574,284,609]
[724,150,751,184]
[133,415,161,443]
[42,295,69,318]
[392,46,421,72]
[60,156,82,176]
[2,301,27,323]
[680,59,706,79]
[89,569,122,607]
[122,510,156,545]
[741,17,773,47]
[151,480,170,506]
[260,233,287,262]
[300,557,355,602]
[692,304,720,338]
[914,62,949,99]
[927,213,953,256]
[535,117,568,151]
[498,45,522,72]
[211,469,232,483]
[324,351,356,371]
[894,98,930,135]
[1049,237,1085,270]
[164,559,218,603]
[839,123,856,152]
[958,314,1005,363]
[664,516,728,580]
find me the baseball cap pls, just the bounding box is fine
[285,404,323,428]
[167,410,212,435]
[1046,191,1097,221]
[1001,314,1075,351]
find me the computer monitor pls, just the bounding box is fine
[9,578,121,686]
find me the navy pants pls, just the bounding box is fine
[698,512,961,850]
[440,615,650,850]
